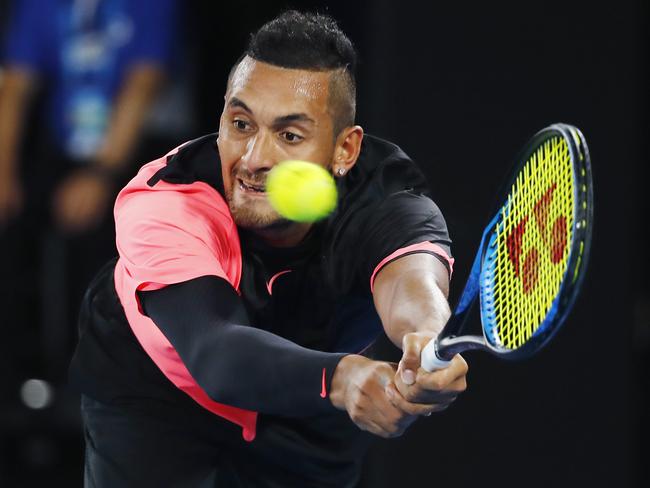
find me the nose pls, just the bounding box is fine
[240,132,276,174]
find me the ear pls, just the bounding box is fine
[332,126,364,178]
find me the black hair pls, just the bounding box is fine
[246,10,356,75]
[231,10,357,136]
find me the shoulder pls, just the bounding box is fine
[323,134,451,292]
[115,135,239,269]
[116,136,229,230]
[333,134,433,224]
[342,134,430,202]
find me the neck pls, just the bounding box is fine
[252,222,313,248]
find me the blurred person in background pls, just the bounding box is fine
[0,0,181,482]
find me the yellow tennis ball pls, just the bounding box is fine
[266,160,338,222]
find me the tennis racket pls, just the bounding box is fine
[421,123,593,371]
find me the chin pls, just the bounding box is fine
[227,199,285,230]
[226,183,292,230]
[232,210,287,230]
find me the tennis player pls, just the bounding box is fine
[69,10,468,487]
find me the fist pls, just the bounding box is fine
[330,355,439,438]
[396,332,468,408]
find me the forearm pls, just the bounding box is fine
[139,276,346,416]
[373,254,468,406]
[95,64,164,170]
[373,253,451,349]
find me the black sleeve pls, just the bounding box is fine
[137,276,346,416]
[357,191,453,281]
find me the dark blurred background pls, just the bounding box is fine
[0,0,646,486]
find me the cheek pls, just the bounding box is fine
[217,141,238,184]
[221,170,234,193]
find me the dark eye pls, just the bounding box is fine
[281,131,303,143]
[233,119,250,131]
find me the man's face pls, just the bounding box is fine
[217,57,337,229]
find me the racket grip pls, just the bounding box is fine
[421,340,452,372]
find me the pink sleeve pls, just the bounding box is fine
[369,241,455,293]
[114,164,242,293]
[111,159,257,441]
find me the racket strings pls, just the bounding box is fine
[487,136,575,349]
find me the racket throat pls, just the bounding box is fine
[436,335,488,360]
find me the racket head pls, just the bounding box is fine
[478,123,593,360]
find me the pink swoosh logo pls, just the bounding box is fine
[265,270,292,296]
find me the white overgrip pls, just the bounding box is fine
[421,340,451,372]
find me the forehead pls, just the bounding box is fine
[226,57,331,117]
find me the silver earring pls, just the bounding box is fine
[337,167,346,176]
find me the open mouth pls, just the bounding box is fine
[238,178,266,194]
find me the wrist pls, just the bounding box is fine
[329,354,367,410]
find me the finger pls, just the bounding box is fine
[356,419,385,437]
[385,383,438,416]
[364,380,419,437]
[355,413,398,439]
[398,382,459,404]
[415,354,468,391]
[446,354,469,382]
[369,381,409,427]
[443,370,468,392]
[399,334,425,385]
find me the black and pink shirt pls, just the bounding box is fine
[71,133,453,442]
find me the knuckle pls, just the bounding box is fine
[401,333,414,348]
[349,407,364,424]
[369,363,388,378]
[359,378,371,392]
[360,374,377,391]
[378,363,394,375]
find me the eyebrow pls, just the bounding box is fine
[229,97,253,113]
[228,97,315,127]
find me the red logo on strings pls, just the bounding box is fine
[506,183,567,294]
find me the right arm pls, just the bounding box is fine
[139,275,436,435]
[138,275,345,416]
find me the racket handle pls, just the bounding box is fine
[421,340,452,372]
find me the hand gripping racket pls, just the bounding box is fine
[421,123,593,371]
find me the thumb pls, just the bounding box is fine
[399,334,423,385]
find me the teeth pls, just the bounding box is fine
[239,179,265,192]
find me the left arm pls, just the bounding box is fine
[373,252,468,407]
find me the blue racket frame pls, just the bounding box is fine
[432,123,593,362]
